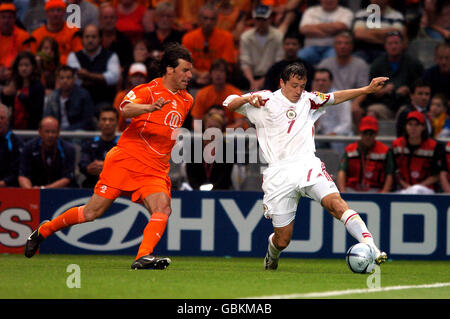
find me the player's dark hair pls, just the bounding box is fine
[160,43,193,75]
[314,68,333,82]
[280,62,307,82]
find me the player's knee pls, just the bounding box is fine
[273,235,291,251]
[84,208,102,222]
[159,205,171,216]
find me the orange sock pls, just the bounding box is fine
[135,212,169,260]
[39,206,86,238]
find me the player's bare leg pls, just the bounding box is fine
[321,192,387,264]
[265,221,294,270]
[131,192,172,270]
[25,194,114,258]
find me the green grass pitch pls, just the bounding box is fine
[1,254,449,299]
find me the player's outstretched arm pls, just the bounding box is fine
[225,94,264,112]
[333,77,389,105]
[120,98,170,118]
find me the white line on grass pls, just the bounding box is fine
[244,282,450,299]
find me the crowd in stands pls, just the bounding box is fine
[0,0,449,193]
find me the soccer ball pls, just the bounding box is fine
[345,243,376,274]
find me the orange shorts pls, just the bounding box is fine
[94,146,171,203]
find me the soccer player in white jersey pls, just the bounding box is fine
[223,63,389,270]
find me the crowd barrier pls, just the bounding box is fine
[0,188,448,260]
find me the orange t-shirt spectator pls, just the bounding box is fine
[31,0,82,65]
[182,4,236,86]
[0,3,32,70]
[115,0,146,44]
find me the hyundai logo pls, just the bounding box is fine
[53,197,150,251]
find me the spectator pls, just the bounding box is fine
[113,62,148,131]
[353,0,406,64]
[216,0,247,45]
[0,51,45,130]
[297,0,353,66]
[239,4,284,91]
[31,0,83,65]
[420,0,450,41]
[190,58,247,132]
[264,32,315,92]
[67,0,99,29]
[128,38,159,83]
[182,4,236,87]
[337,116,394,193]
[23,0,47,33]
[67,24,121,113]
[318,31,369,132]
[43,65,95,131]
[35,36,60,93]
[115,0,147,44]
[0,103,23,187]
[441,141,450,193]
[79,106,119,188]
[395,79,433,137]
[0,3,32,75]
[422,42,450,100]
[392,111,442,194]
[365,31,424,120]
[313,68,352,154]
[185,112,234,190]
[18,116,77,189]
[269,0,304,36]
[99,4,133,69]
[429,93,449,138]
[176,0,207,32]
[144,1,184,61]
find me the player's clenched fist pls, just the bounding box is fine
[247,94,263,108]
[367,77,390,94]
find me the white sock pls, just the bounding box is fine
[340,209,380,255]
[267,233,281,259]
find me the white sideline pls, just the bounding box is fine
[244,282,450,299]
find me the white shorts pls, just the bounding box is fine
[262,156,338,228]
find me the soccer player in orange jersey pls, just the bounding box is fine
[25,43,194,270]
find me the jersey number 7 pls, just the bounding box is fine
[287,120,296,134]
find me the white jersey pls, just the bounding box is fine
[223,89,335,165]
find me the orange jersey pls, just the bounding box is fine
[31,24,82,65]
[118,77,193,174]
[182,27,236,72]
[0,27,32,68]
[191,83,245,125]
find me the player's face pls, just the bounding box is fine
[172,58,193,90]
[280,75,306,103]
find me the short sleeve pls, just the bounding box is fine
[309,91,335,110]
[223,91,271,125]
[119,84,151,110]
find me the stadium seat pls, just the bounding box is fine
[377,120,397,137]
[406,38,441,69]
